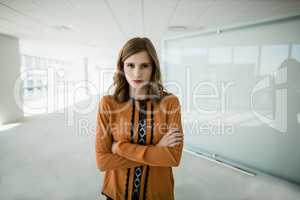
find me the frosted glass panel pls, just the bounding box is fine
[163,17,300,184]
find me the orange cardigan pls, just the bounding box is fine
[95,94,184,200]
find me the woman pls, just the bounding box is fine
[95,37,184,200]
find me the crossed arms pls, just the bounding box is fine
[95,97,184,172]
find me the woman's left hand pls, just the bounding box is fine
[111,142,117,154]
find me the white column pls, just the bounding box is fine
[0,33,23,125]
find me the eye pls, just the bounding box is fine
[126,63,134,68]
[142,64,149,68]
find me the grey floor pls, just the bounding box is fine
[0,105,300,200]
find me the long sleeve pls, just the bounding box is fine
[95,96,145,172]
[114,97,184,167]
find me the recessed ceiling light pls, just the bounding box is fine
[87,43,99,47]
[168,25,205,32]
[54,25,73,32]
[168,25,187,31]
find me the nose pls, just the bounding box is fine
[133,67,142,78]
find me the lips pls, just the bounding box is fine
[133,80,143,84]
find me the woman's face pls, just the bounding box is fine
[124,50,153,91]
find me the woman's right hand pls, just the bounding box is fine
[156,128,183,147]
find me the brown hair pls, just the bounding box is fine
[108,37,170,103]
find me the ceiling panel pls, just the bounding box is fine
[0,0,299,48]
[169,0,213,29]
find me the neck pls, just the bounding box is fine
[129,86,147,100]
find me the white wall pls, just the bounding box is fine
[0,34,23,125]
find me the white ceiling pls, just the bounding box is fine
[0,0,300,50]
